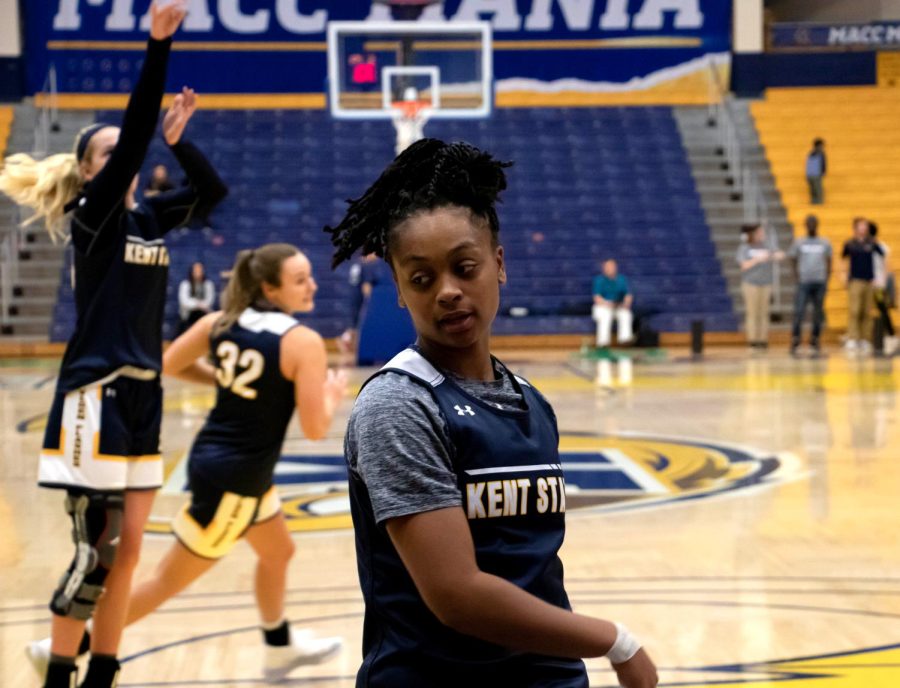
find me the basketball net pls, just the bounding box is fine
[392,100,431,120]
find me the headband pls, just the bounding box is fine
[75,123,113,163]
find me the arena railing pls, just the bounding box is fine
[707,63,782,312]
[34,64,59,157]
[1,64,59,334]
[0,226,20,332]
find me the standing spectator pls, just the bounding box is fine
[842,217,884,353]
[338,253,383,354]
[592,259,633,348]
[868,220,896,353]
[737,223,784,350]
[806,138,826,205]
[178,261,215,333]
[145,163,174,196]
[788,214,832,356]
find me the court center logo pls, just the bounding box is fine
[146,432,790,535]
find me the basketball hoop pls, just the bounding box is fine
[392,99,431,119]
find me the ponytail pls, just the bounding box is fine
[0,152,81,242]
[213,243,300,337]
[0,122,115,243]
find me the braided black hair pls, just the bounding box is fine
[325,139,512,268]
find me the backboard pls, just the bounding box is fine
[327,21,492,120]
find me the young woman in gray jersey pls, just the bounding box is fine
[326,139,658,688]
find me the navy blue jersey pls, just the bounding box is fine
[58,206,171,392]
[54,37,226,393]
[190,308,299,496]
[349,349,588,687]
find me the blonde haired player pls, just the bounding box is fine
[0,4,229,687]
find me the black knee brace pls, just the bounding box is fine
[50,491,124,620]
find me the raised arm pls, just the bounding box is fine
[146,88,229,232]
[280,326,347,440]
[73,1,185,252]
[386,507,658,687]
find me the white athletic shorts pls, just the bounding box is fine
[38,376,163,492]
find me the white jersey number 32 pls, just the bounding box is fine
[215,341,265,400]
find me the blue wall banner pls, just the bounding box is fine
[24,1,731,99]
[771,21,900,51]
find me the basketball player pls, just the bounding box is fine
[326,139,659,687]
[0,4,229,687]
[27,244,346,682]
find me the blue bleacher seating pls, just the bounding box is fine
[49,107,737,342]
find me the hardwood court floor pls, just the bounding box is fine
[2,349,899,687]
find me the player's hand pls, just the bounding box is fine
[612,648,658,688]
[323,368,348,415]
[163,87,198,145]
[150,0,187,41]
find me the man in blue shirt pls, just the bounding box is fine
[592,259,633,347]
[806,138,826,205]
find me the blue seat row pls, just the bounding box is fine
[48,106,736,341]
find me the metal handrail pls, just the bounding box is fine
[2,63,59,332]
[0,228,20,329]
[707,62,782,311]
[34,64,59,156]
[707,63,742,193]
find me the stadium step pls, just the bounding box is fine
[674,103,796,335]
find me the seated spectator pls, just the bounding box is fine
[592,259,633,348]
[178,261,215,333]
[145,164,175,197]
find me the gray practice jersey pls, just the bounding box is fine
[345,363,525,525]
[788,237,832,284]
[737,242,775,286]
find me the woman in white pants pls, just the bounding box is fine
[592,259,633,347]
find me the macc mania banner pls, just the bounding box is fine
[23,1,731,98]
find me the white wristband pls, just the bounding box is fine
[606,622,642,665]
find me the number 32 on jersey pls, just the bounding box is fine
[215,341,264,399]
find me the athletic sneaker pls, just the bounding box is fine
[26,622,92,681]
[26,637,52,680]
[263,629,342,683]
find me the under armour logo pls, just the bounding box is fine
[105,388,116,397]
[454,404,475,416]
